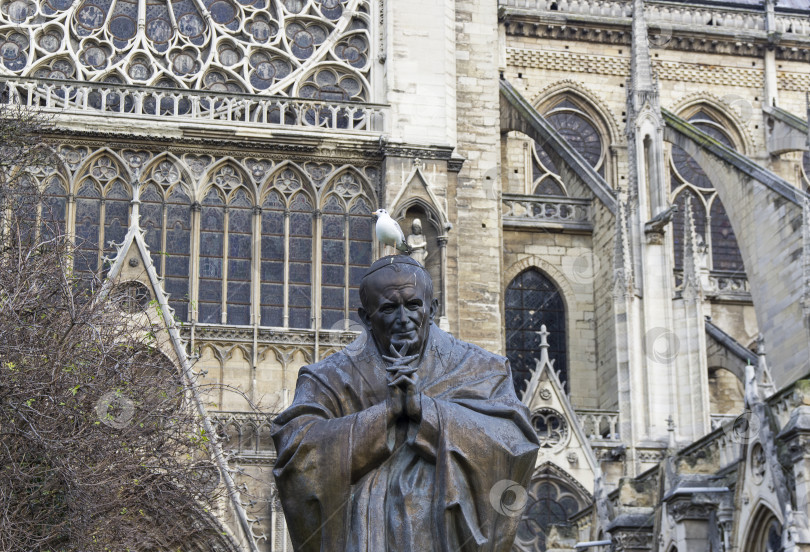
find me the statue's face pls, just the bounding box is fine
[359,267,437,358]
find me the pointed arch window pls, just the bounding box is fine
[670,109,746,276]
[40,176,67,242]
[531,98,606,195]
[227,189,253,325]
[72,155,131,276]
[802,151,809,192]
[259,191,285,328]
[288,193,313,329]
[505,269,567,394]
[321,195,346,329]
[74,180,102,274]
[347,197,373,325]
[514,474,588,552]
[198,188,225,324]
[748,508,784,552]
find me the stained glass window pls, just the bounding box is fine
[140,183,164,271]
[227,189,253,325]
[710,198,744,272]
[164,186,192,321]
[1,0,373,99]
[74,181,102,274]
[103,180,131,257]
[41,177,67,241]
[514,478,585,552]
[531,98,605,195]
[25,153,376,330]
[198,189,225,324]
[670,109,746,278]
[288,193,313,329]
[348,197,373,324]
[260,191,285,327]
[671,187,707,271]
[320,195,346,329]
[505,269,567,394]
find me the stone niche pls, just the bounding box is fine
[396,204,445,319]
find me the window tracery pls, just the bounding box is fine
[514,475,587,552]
[531,98,606,196]
[505,269,567,395]
[670,109,746,277]
[0,0,373,99]
[24,150,376,329]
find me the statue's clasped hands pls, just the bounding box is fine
[384,343,422,423]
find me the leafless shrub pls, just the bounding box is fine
[0,104,228,551]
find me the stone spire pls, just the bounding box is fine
[681,196,701,299]
[629,0,656,100]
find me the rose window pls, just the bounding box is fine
[0,0,372,98]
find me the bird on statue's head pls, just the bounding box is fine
[373,209,413,256]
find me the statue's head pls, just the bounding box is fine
[358,255,437,358]
[411,218,423,234]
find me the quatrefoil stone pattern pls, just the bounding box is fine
[0,0,373,99]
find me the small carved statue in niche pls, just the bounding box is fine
[406,218,428,266]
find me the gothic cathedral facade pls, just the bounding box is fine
[1,0,809,549]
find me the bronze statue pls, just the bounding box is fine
[272,255,539,551]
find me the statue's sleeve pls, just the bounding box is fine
[407,356,540,551]
[271,367,394,552]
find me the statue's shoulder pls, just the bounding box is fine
[297,350,352,382]
[431,326,509,372]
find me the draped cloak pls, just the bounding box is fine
[272,324,539,552]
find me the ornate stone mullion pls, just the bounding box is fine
[342,212,350,330]
[97,197,106,271]
[251,205,262,327]
[221,204,230,325]
[282,209,290,329]
[189,201,202,323]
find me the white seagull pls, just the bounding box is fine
[373,209,413,255]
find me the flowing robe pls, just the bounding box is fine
[272,325,539,551]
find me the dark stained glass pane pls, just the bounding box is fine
[348,198,372,311]
[534,108,603,178]
[75,182,102,274]
[710,198,744,273]
[288,193,312,328]
[321,198,345,328]
[534,177,565,196]
[140,183,164,271]
[671,187,707,272]
[198,188,224,324]
[41,178,67,241]
[505,269,567,394]
[103,181,131,261]
[164,186,191,320]
[260,191,284,326]
[226,188,253,325]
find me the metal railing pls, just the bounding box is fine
[1,77,388,134]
